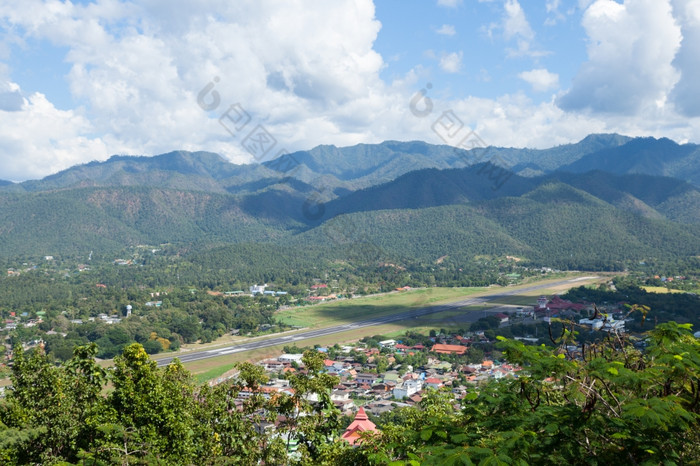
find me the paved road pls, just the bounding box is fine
[156,276,598,366]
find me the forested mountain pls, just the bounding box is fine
[0,136,699,268]
[2,151,275,195]
[291,183,699,269]
[2,134,697,194]
[0,134,642,194]
[0,186,306,256]
[561,137,700,186]
[320,165,700,225]
[551,171,700,224]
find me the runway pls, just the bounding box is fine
[155,276,598,366]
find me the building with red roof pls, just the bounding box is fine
[341,407,378,445]
[431,343,467,355]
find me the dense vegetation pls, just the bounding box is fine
[0,321,697,464]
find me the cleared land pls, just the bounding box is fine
[276,287,485,328]
[176,274,605,379]
[641,286,687,294]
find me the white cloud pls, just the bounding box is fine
[436,24,456,36]
[439,51,463,73]
[559,0,681,114]
[519,68,559,92]
[546,0,561,12]
[545,0,566,25]
[488,0,547,57]
[669,0,700,116]
[503,0,534,41]
[0,80,23,111]
[0,86,109,181]
[0,0,390,179]
[437,0,462,7]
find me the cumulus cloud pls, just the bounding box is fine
[436,24,456,36]
[519,68,559,92]
[669,0,700,117]
[486,0,547,57]
[439,51,463,73]
[0,87,108,181]
[0,0,390,179]
[503,0,534,41]
[558,0,681,114]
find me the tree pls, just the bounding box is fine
[98,343,200,464]
[0,343,106,464]
[278,350,344,463]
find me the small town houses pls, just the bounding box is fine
[240,335,523,435]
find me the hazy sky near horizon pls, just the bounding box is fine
[1,0,699,180]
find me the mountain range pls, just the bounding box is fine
[0,134,698,268]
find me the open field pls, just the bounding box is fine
[641,286,687,294]
[276,287,486,328]
[177,274,605,379]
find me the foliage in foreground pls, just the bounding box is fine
[355,321,700,465]
[0,321,698,465]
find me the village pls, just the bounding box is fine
[204,293,633,448]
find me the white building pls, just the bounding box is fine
[250,284,267,295]
[278,354,304,364]
[579,317,625,333]
[393,379,422,399]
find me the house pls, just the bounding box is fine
[382,372,401,384]
[331,389,351,402]
[378,339,396,348]
[323,360,347,374]
[424,377,443,390]
[407,393,422,404]
[334,399,355,414]
[495,313,509,323]
[356,373,377,385]
[341,407,378,445]
[278,354,304,364]
[393,379,422,399]
[431,344,467,355]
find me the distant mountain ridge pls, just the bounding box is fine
[6,133,698,194]
[0,134,698,267]
[561,137,700,185]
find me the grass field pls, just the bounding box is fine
[179,274,607,379]
[642,286,687,294]
[276,287,486,328]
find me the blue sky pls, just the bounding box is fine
[1,0,699,181]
